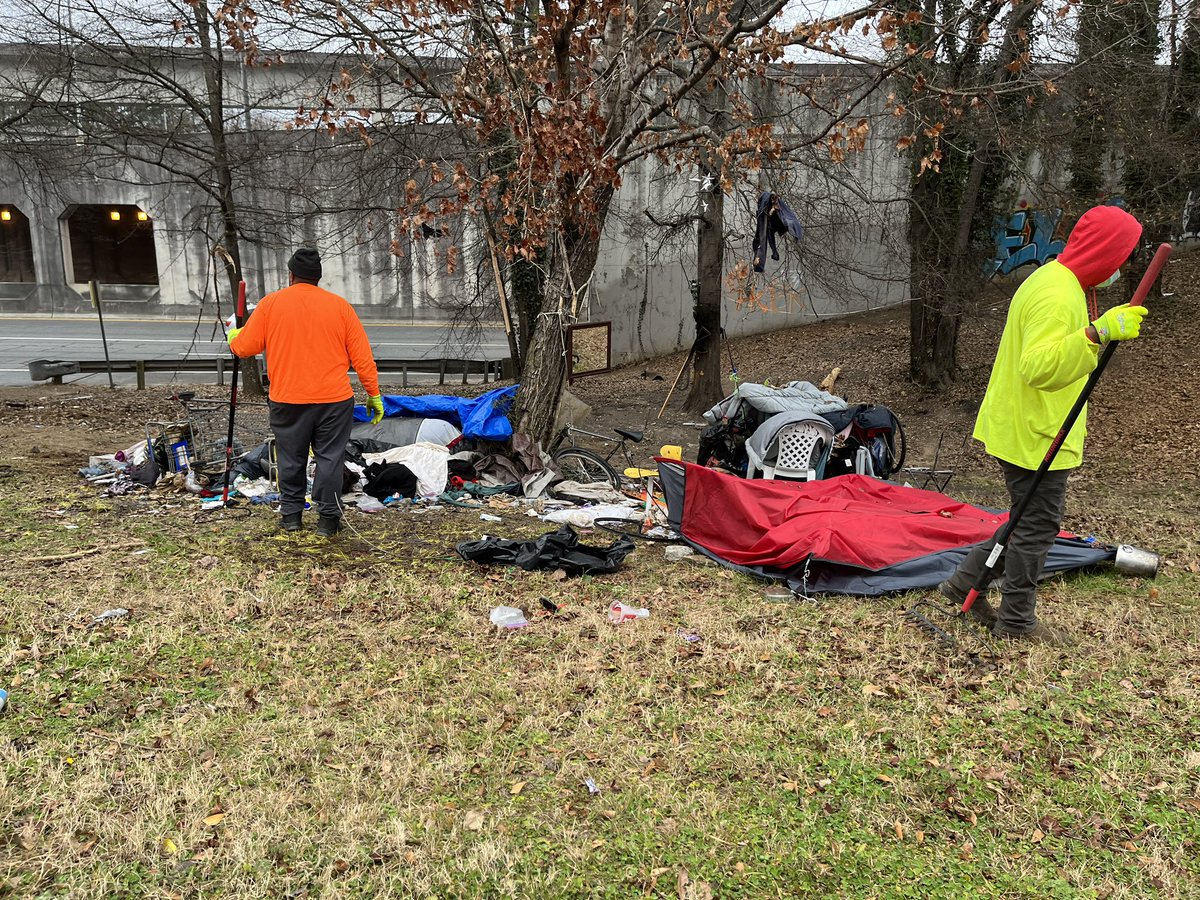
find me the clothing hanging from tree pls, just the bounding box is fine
[752,191,804,274]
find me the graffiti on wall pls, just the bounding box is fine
[989,205,1066,276]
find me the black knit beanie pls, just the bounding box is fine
[288,248,322,282]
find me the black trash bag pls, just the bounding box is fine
[456,525,635,576]
[363,461,419,501]
[127,452,159,487]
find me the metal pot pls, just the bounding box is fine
[1113,544,1159,579]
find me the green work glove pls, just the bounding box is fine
[367,394,385,425]
[1092,304,1147,343]
[226,326,242,345]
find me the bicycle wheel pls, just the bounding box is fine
[553,448,619,489]
[594,516,681,543]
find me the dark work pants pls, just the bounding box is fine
[943,460,1070,633]
[268,398,354,518]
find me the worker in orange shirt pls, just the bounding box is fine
[228,248,384,536]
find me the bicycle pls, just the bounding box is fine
[548,424,682,543]
[548,423,648,489]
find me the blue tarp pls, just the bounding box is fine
[353,384,517,440]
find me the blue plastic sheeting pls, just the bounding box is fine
[352,384,518,440]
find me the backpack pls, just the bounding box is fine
[821,404,905,478]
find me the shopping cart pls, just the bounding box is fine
[180,398,272,476]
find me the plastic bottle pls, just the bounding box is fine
[357,496,385,513]
[608,602,649,624]
[489,606,528,629]
[0,688,7,714]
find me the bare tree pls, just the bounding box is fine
[232,0,928,442]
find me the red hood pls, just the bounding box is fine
[1056,206,1142,289]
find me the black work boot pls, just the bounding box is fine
[280,512,302,532]
[992,621,1073,646]
[316,514,343,537]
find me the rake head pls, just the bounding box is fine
[905,598,999,670]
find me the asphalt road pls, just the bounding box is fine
[0,317,508,387]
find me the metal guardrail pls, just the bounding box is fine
[29,356,513,389]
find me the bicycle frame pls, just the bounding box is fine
[554,424,638,471]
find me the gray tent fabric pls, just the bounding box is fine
[351,417,462,448]
[351,418,423,447]
[744,412,835,475]
[704,381,848,425]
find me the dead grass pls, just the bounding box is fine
[2,466,1199,899]
[4,258,1200,896]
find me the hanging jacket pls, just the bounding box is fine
[973,205,1142,470]
[752,191,804,273]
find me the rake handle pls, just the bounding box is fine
[961,242,1172,614]
[220,281,248,505]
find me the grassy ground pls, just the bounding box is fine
[2,465,1199,899]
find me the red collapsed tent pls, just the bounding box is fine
[657,462,1114,596]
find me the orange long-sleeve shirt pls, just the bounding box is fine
[230,282,380,404]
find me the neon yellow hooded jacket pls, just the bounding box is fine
[974,206,1142,470]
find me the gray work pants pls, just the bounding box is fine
[943,460,1070,632]
[268,398,354,518]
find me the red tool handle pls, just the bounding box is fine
[1128,243,1171,309]
[235,280,247,327]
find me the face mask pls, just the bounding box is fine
[1097,269,1121,289]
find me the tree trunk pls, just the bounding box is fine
[510,247,571,443]
[511,197,612,444]
[684,71,729,414]
[683,162,725,413]
[195,0,265,399]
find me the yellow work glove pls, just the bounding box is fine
[226,326,242,345]
[1092,304,1147,343]
[367,394,385,425]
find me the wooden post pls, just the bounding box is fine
[439,358,446,385]
[217,356,226,386]
[135,360,146,390]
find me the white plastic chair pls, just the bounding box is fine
[760,420,832,481]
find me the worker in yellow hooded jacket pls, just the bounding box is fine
[939,205,1148,643]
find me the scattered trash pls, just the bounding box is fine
[584,777,600,795]
[665,545,694,562]
[541,504,640,528]
[480,513,503,523]
[676,629,702,643]
[355,495,386,513]
[92,608,129,624]
[489,606,529,629]
[762,586,795,602]
[608,602,649,624]
[539,597,560,613]
[0,688,7,714]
